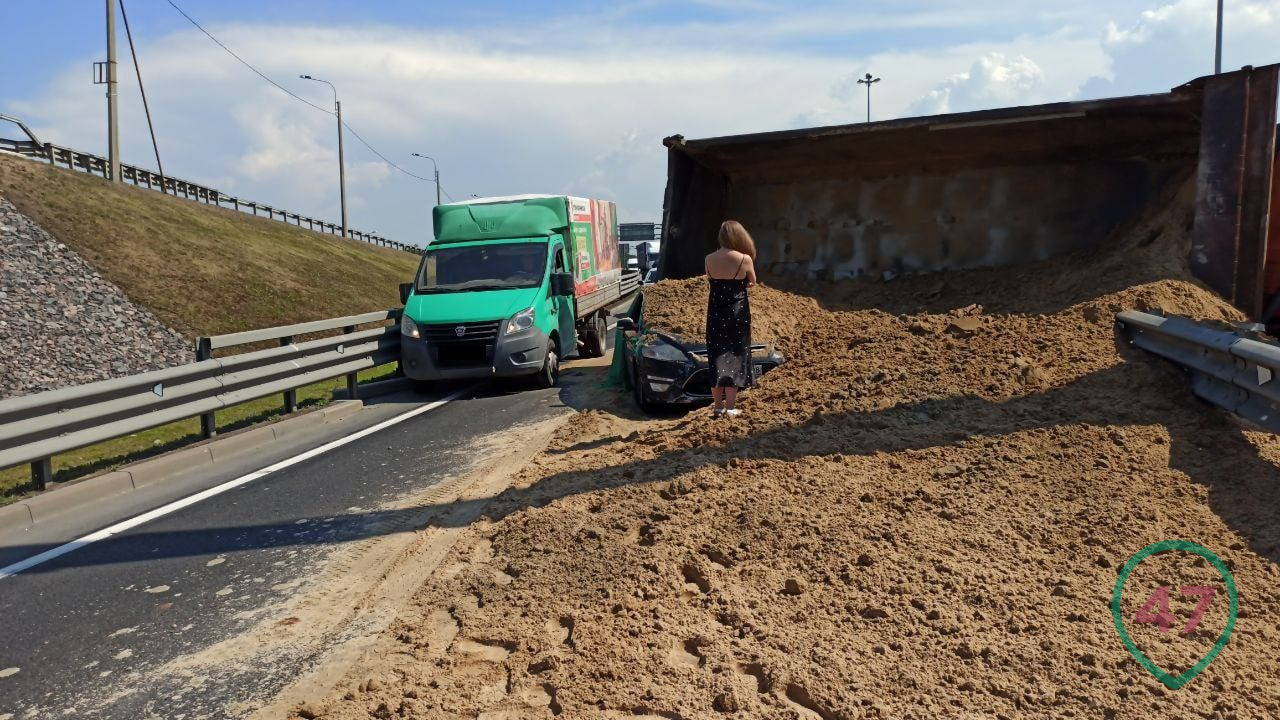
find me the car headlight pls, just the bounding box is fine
[401,314,421,339]
[641,339,687,362]
[506,307,535,335]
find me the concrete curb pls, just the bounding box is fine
[0,400,364,532]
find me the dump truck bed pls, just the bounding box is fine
[660,65,1280,321]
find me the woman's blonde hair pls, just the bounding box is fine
[718,220,756,260]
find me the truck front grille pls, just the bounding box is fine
[421,320,502,343]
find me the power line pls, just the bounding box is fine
[340,122,432,183]
[119,0,167,192]
[166,1,442,190]
[165,0,333,115]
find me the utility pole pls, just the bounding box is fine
[105,0,121,182]
[857,72,881,123]
[335,98,347,237]
[300,75,347,237]
[411,153,441,206]
[1215,0,1224,74]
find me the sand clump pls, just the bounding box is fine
[306,178,1280,719]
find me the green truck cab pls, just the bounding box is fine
[399,195,638,387]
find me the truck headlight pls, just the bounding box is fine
[641,340,686,362]
[401,314,421,339]
[506,307,535,335]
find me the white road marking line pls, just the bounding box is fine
[0,385,475,580]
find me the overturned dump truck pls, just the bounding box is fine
[659,65,1280,322]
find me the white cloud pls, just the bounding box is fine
[795,32,1105,127]
[909,53,1046,115]
[1081,0,1280,98]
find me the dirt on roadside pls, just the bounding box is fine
[298,177,1280,719]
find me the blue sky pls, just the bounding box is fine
[3,1,1279,246]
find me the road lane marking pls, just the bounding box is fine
[0,385,476,580]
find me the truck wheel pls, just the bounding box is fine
[582,315,606,358]
[534,340,559,388]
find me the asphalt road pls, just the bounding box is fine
[0,376,584,718]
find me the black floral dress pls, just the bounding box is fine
[706,269,753,389]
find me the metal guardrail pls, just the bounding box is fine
[1116,310,1280,431]
[619,269,641,297]
[0,115,419,255]
[0,309,401,490]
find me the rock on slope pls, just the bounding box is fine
[312,177,1280,719]
[0,195,189,398]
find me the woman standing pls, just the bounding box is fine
[704,220,757,417]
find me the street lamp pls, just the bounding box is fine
[300,74,348,238]
[1215,0,1223,74]
[411,153,442,206]
[857,72,881,123]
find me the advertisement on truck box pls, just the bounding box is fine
[568,197,620,297]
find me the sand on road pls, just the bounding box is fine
[297,177,1280,719]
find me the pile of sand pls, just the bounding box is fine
[639,279,814,348]
[306,178,1280,718]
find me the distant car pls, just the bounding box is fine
[615,295,784,412]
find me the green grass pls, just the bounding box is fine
[0,364,400,504]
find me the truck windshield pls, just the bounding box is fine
[417,242,548,293]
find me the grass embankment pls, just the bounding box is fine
[0,153,419,337]
[0,154,423,502]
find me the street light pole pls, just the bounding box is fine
[411,153,441,206]
[1215,0,1224,74]
[300,74,347,238]
[857,72,881,123]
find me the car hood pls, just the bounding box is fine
[406,286,541,324]
[651,331,779,361]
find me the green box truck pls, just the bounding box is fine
[399,195,639,388]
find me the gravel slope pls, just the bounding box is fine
[0,195,189,397]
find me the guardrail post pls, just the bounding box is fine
[30,458,51,491]
[344,325,359,400]
[196,337,216,439]
[280,336,298,414]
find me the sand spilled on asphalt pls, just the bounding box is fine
[300,177,1280,719]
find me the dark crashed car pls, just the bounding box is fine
[615,296,784,412]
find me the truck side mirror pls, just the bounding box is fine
[399,282,413,305]
[550,272,575,297]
